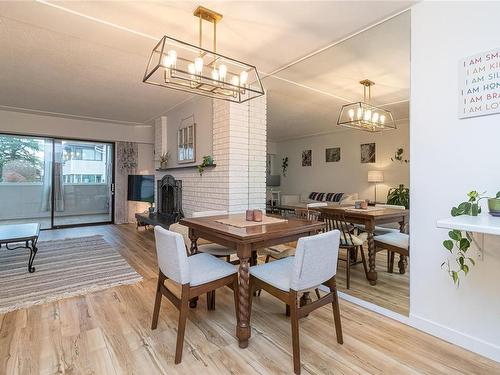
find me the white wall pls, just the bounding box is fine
[275,122,409,201]
[411,2,500,361]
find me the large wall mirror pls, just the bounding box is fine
[265,11,410,316]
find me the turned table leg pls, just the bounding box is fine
[236,244,252,348]
[366,226,378,285]
[188,229,199,308]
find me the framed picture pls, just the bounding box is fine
[178,123,196,163]
[360,143,376,163]
[302,150,312,167]
[325,147,341,162]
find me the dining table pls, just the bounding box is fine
[317,206,409,285]
[180,213,325,349]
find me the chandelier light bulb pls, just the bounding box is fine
[218,64,227,80]
[194,57,204,74]
[372,112,379,123]
[356,107,363,120]
[231,75,240,87]
[364,109,372,121]
[211,68,219,81]
[348,108,355,120]
[168,50,177,66]
[240,71,248,85]
[188,63,196,75]
[380,115,386,124]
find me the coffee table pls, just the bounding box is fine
[0,223,40,273]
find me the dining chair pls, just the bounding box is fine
[151,226,239,364]
[374,232,409,274]
[321,212,369,289]
[249,230,343,375]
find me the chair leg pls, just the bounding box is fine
[346,249,351,289]
[329,277,343,345]
[315,288,321,300]
[289,291,301,375]
[388,251,395,273]
[151,271,166,330]
[175,285,190,364]
[207,290,216,310]
[286,304,290,317]
[359,246,369,280]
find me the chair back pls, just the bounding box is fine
[154,226,190,285]
[295,208,320,221]
[321,211,355,247]
[192,210,228,218]
[290,230,340,291]
[376,204,405,210]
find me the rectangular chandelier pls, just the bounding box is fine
[337,80,396,132]
[143,7,264,103]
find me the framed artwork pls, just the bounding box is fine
[325,147,341,162]
[178,122,196,163]
[302,150,312,167]
[360,143,376,163]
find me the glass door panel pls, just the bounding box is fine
[53,140,113,227]
[0,134,53,229]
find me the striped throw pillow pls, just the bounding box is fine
[325,192,344,202]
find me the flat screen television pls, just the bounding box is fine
[127,175,154,203]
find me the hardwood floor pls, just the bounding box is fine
[0,224,497,374]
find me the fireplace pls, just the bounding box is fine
[157,175,183,220]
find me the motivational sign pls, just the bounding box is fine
[459,47,500,119]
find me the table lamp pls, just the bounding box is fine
[368,170,384,203]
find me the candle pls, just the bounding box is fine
[253,209,263,222]
[246,210,254,221]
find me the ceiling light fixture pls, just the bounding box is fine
[143,6,264,103]
[337,80,396,132]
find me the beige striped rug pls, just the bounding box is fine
[0,235,143,314]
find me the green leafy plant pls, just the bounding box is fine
[386,184,409,209]
[441,190,499,286]
[391,147,408,163]
[282,157,289,177]
[197,155,214,176]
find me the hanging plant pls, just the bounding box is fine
[282,157,289,177]
[197,155,214,176]
[391,147,409,163]
[441,190,499,285]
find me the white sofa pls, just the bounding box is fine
[281,191,359,208]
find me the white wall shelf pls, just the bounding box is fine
[436,214,500,236]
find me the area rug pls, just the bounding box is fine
[0,235,143,314]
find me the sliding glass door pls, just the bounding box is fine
[0,134,114,229]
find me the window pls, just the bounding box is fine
[178,123,196,163]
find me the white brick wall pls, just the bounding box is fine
[155,95,267,217]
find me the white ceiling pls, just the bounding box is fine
[0,1,412,132]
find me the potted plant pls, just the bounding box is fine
[488,191,500,216]
[197,155,214,176]
[159,152,170,169]
[386,184,409,209]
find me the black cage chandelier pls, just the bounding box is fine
[143,6,264,103]
[337,80,396,132]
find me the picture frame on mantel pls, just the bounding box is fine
[178,122,196,164]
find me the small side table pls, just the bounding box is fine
[0,223,40,273]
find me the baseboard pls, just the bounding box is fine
[322,286,500,363]
[409,313,500,363]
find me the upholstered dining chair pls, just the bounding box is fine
[249,230,343,375]
[151,226,238,364]
[374,232,410,274]
[321,211,369,289]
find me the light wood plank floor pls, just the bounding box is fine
[0,224,497,375]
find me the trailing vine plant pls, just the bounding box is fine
[441,190,491,285]
[197,155,214,176]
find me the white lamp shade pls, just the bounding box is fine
[368,170,384,183]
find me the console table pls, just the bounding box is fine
[0,223,40,273]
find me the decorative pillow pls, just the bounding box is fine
[316,193,326,201]
[308,192,320,200]
[325,192,344,202]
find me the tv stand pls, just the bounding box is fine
[135,212,180,231]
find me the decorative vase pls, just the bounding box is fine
[488,198,500,216]
[160,161,167,169]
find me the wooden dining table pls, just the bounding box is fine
[317,206,408,286]
[180,213,325,349]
